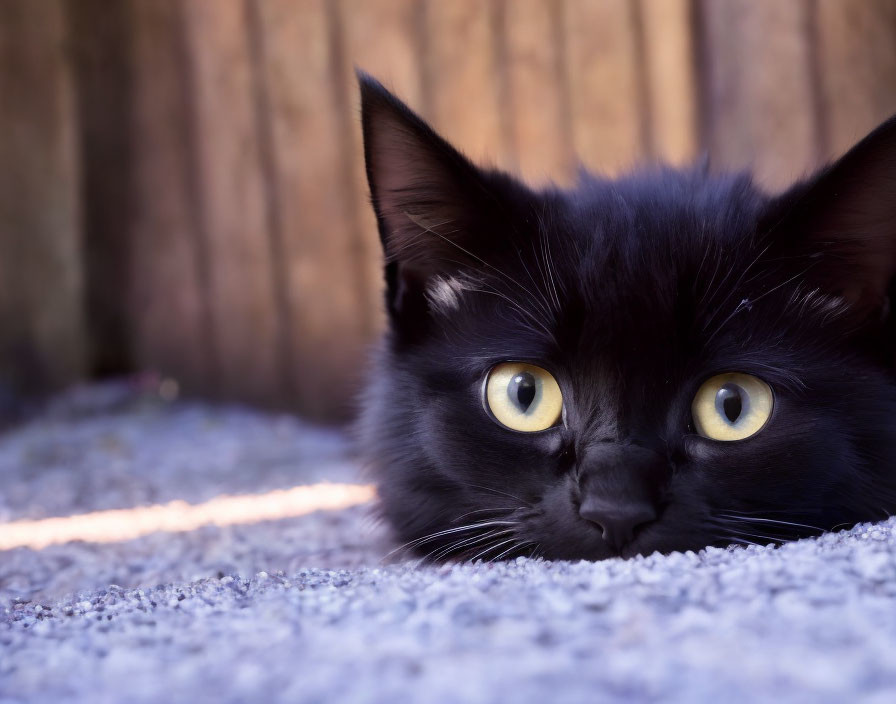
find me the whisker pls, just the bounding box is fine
[530,217,555,312]
[426,528,515,563]
[700,242,772,332]
[704,264,818,345]
[473,286,557,340]
[716,513,825,533]
[721,527,781,544]
[512,239,556,322]
[470,537,520,562]
[379,520,519,562]
[721,507,825,517]
[452,506,516,523]
[465,483,529,505]
[830,521,857,532]
[432,253,557,342]
[492,539,534,561]
[536,212,562,312]
[404,212,558,327]
[698,244,725,307]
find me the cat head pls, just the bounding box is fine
[358,71,896,561]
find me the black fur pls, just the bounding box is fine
[357,71,896,561]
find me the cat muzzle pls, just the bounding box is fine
[577,443,667,552]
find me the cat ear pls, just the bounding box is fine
[358,72,510,327]
[762,115,896,315]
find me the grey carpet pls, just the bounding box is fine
[2,383,896,703]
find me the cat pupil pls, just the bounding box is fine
[508,373,537,412]
[716,384,744,424]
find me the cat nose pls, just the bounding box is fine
[576,442,667,552]
[579,497,657,552]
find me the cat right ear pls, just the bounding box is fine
[761,114,896,319]
[358,72,508,331]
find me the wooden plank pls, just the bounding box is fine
[422,0,509,166]
[562,0,644,174]
[814,0,896,159]
[0,0,85,397]
[65,0,135,378]
[699,0,818,189]
[501,0,574,184]
[252,0,373,421]
[638,0,698,166]
[126,0,213,393]
[338,0,423,338]
[180,0,284,406]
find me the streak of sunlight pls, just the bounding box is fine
[0,483,376,550]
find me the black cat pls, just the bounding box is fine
[357,71,896,562]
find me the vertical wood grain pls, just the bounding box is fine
[0,0,85,396]
[340,0,423,108]
[65,0,134,378]
[814,0,896,159]
[252,0,372,421]
[126,0,213,392]
[500,0,574,184]
[180,0,283,405]
[338,0,423,336]
[422,0,509,166]
[562,0,644,174]
[639,0,698,166]
[699,0,818,189]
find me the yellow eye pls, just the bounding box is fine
[692,373,773,441]
[485,362,563,432]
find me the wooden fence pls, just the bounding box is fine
[1,0,895,422]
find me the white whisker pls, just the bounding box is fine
[492,539,534,561]
[380,519,518,562]
[466,483,529,505]
[470,537,520,562]
[716,513,825,533]
[427,528,516,562]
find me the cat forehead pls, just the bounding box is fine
[425,169,785,337]
[561,178,768,287]
[570,167,760,214]
[560,169,763,249]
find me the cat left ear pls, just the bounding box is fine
[358,72,520,331]
[762,115,896,315]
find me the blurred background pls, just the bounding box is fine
[1,0,895,425]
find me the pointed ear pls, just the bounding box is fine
[358,72,513,329]
[762,115,896,314]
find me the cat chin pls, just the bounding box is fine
[529,523,698,562]
[618,529,710,561]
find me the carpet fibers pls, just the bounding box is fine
[2,385,896,703]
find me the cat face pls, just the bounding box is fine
[358,72,896,561]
